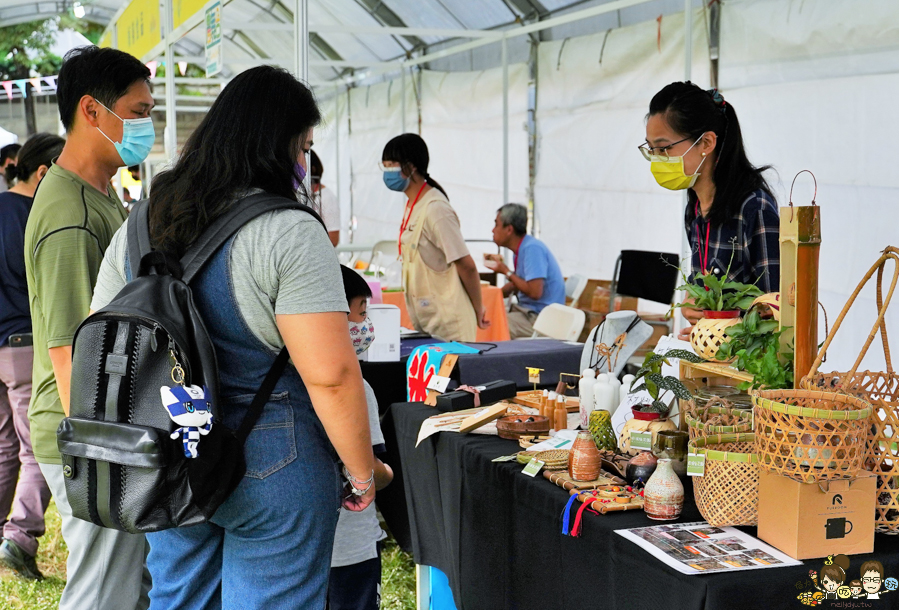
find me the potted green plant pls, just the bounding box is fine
[629,350,704,420]
[673,249,764,361]
[715,306,794,390]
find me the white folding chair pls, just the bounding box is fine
[531,304,586,342]
[564,273,588,307]
[369,240,398,274]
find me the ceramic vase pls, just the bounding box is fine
[589,410,617,451]
[568,431,602,481]
[626,451,657,484]
[643,458,684,521]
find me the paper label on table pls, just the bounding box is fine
[629,431,653,451]
[491,454,518,462]
[521,458,545,477]
[525,429,578,452]
[687,453,706,477]
[426,375,451,393]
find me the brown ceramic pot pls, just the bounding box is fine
[568,431,602,481]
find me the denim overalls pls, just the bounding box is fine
[143,234,342,610]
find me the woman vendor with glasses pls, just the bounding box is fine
[640,81,780,339]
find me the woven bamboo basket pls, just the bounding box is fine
[752,389,872,484]
[689,433,759,527]
[684,396,753,441]
[690,316,741,362]
[801,246,899,533]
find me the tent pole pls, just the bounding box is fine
[677,0,694,336]
[294,0,309,82]
[401,66,407,133]
[163,0,176,162]
[502,35,509,206]
[335,90,342,242]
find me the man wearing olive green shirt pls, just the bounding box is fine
[21,46,153,610]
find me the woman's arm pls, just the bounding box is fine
[455,255,490,329]
[276,311,375,511]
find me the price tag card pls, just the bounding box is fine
[687,453,706,477]
[426,375,451,393]
[629,431,653,451]
[521,458,545,477]
[527,367,543,384]
[491,454,518,462]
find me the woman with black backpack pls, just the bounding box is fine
[89,66,374,609]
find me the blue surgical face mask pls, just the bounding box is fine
[383,167,409,192]
[95,99,155,167]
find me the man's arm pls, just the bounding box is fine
[492,259,544,300]
[49,346,73,416]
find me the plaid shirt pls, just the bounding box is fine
[684,188,780,293]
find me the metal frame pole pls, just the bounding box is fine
[502,35,509,206]
[401,66,407,133]
[294,0,309,82]
[335,91,342,241]
[677,0,694,336]
[163,0,176,161]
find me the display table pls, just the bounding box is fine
[361,339,582,415]
[380,402,899,610]
[381,285,511,342]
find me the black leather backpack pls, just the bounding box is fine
[58,193,324,533]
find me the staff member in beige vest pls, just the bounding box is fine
[381,134,489,341]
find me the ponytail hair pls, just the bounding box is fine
[648,81,771,226]
[11,133,65,183]
[381,133,448,199]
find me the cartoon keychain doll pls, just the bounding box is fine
[161,385,213,458]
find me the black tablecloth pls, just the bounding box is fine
[362,339,583,415]
[383,402,899,610]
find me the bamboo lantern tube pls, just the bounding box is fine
[780,172,822,386]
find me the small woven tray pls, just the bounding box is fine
[543,469,626,490]
[517,449,569,470]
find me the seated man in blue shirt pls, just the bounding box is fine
[489,203,566,339]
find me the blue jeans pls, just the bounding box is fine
[146,392,341,610]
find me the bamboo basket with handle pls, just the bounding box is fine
[802,246,899,533]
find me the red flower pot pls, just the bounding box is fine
[704,310,741,319]
[631,407,661,421]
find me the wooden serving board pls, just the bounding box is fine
[544,470,626,491]
[512,390,580,413]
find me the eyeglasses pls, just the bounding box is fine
[862,577,882,584]
[638,136,694,162]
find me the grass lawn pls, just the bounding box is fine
[0,501,417,609]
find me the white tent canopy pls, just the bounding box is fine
[1,0,896,375]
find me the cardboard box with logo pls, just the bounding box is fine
[757,470,876,560]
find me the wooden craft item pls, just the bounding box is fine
[518,434,552,449]
[516,449,569,470]
[570,488,644,514]
[496,415,550,440]
[424,354,459,406]
[457,403,509,433]
[543,469,626,491]
[779,174,821,386]
[513,390,579,412]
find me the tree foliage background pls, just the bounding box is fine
[0,16,104,134]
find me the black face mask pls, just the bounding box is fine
[4,164,16,182]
